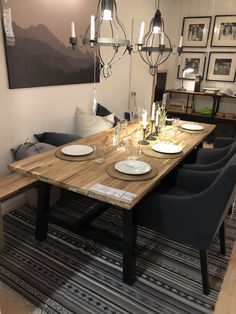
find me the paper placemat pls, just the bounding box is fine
[141,145,183,159]
[106,162,158,181]
[55,149,96,161]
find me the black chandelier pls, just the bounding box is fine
[70,0,132,78]
[137,0,174,75]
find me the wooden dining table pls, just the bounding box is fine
[8,121,215,285]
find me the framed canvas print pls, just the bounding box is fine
[211,15,236,47]
[1,0,99,89]
[206,52,236,82]
[182,16,212,47]
[177,52,206,80]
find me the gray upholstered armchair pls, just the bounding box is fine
[182,138,236,171]
[135,154,236,295]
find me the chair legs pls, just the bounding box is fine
[199,249,210,295]
[199,223,226,295]
[219,222,226,255]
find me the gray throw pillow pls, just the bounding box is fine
[11,140,61,206]
[11,142,55,161]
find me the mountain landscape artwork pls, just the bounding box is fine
[2,0,99,88]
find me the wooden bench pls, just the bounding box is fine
[214,241,236,313]
[0,173,37,252]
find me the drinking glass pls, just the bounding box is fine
[128,132,141,160]
[95,144,105,163]
[117,119,129,151]
[172,117,180,130]
[128,141,140,160]
[158,127,169,143]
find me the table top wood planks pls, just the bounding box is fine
[8,121,215,209]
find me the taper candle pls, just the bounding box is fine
[90,15,95,40]
[161,32,164,45]
[138,21,145,45]
[142,109,147,129]
[178,35,183,48]
[155,110,159,127]
[151,103,155,120]
[71,22,75,38]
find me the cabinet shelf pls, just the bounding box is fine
[166,89,236,139]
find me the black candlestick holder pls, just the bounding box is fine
[154,125,158,136]
[146,120,157,141]
[138,128,149,145]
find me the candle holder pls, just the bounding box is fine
[139,128,149,145]
[69,37,78,49]
[146,120,157,141]
[154,125,158,136]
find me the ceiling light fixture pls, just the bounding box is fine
[70,0,132,79]
[137,0,177,76]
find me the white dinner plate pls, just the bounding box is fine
[180,123,204,131]
[115,160,151,175]
[61,145,93,156]
[152,143,182,154]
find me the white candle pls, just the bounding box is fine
[90,15,95,40]
[155,110,159,127]
[138,21,145,45]
[71,22,76,38]
[142,109,147,129]
[151,103,155,120]
[161,32,164,45]
[178,35,183,47]
[162,93,167,107]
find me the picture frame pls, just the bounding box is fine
[211,15,236,47]
[206,52,236,82]
[177,52,206,80]
[182,16,212,47]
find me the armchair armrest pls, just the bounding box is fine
[214,137,235,148]
[176,168,220,193]
[196,147,228,164]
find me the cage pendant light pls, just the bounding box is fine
[71,0,132,78]
[137,0,173,76]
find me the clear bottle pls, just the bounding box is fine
[131,91,139,120]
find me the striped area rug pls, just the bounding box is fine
[0,191,235,314]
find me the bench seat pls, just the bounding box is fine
[0,173,37,252]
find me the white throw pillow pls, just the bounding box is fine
[76,106,114,137]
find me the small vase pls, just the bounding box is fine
[159,115,166,130]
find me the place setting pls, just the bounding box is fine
[55,144,96,161]
[178,123,207,133]
[142,141,184,159]
[106,160,158,181]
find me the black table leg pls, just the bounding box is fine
[123,208,137,285]
[35,181,51,241]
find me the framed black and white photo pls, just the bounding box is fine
[182,16,212,47]
[177,52,206,80]
[211,15,236,47]
[206,52,236,82]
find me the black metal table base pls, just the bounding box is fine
[35,182,137,285]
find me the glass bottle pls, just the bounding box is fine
[131,91,139,120]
